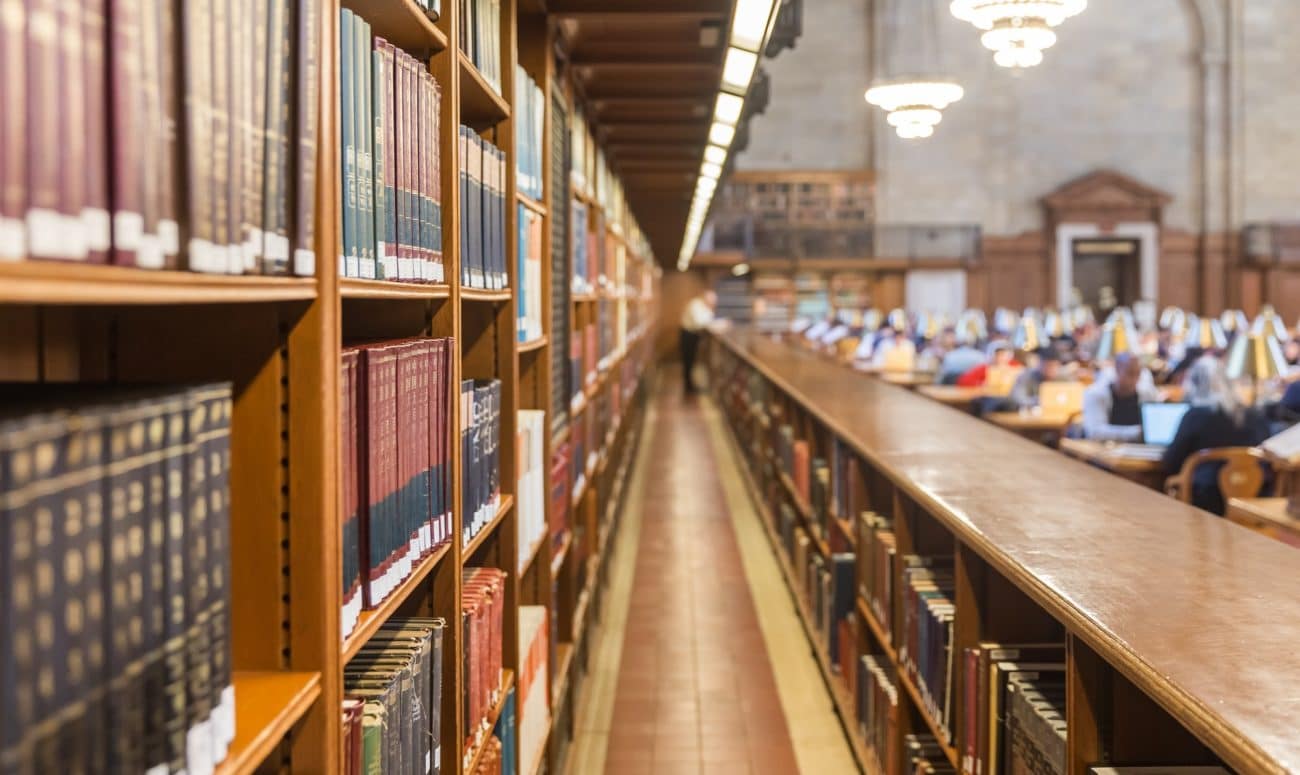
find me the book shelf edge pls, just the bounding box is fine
[216,671,323,775]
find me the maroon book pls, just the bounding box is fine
[0,0,26,260]
[26,0,65,260]
[181,0,214,271]
[56,3,88,261]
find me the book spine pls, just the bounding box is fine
[422,71,435,283]
[362,348,381,606]
[417,69,430,283]
[458,127,468,286]
[157,0,182,268]
[371,41,387,279]
[354,17,374,280]
[142,393,175,771]
[181,0,214,271]
[21,0,64,260]
[211,0,236,274]
[163,393,192,772]
[431,76,443,282]
[184,388,215,775]
[57,3,88,262]
[381,41,397,281]
[292,0,320,277]
[261,0,288,274]
[202,388,235,758]
[244,0,268,273]
[0,0,24,259]
[338,8,356,277]
[398,51,414,281]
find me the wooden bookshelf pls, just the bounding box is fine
[0,0,659,772]
[712,329,1300,775]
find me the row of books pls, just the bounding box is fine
[857,512,897,636]
[340,338,455,638]
[339,10,446,283]
[462,567,507,764]
[518,605,550,774]
[0,385,236,774]
[1,0,319,275]
[515,66,545,203]
[517,411,547,572]
[342,617,445,775]
[458,128,508,291]
[909,733,958,775]
[461,379,502,548]
[517,205,544,342]
[459,0,502,95]
[549,443,571,556]
[959,643,1064,775]
[900,555,957,745]
[777,503,856,663]
[856,654,900,775]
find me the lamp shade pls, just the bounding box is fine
[1094,318,1138,362]
[955,311,987,345]
[887,308,908,331]
[993,307,1019,334]
[1105,306,1134,327]
[1184,315,1226,350]
[1042,309,1068,338]
[1159,306,1185,331]
[862,308,883,333]
[1221,309,1249,334]
[1069,305,1095,329]
[1225,333,1288,380]
[1252,305,1289,340]
[1013,317,1043,352]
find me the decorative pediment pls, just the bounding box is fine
[1042,169,1173,213]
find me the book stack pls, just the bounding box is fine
[549,443,571,552]
[857,654,900,775]
[461,379,501,548]
[459,0,501,94]
[857,512,897,637]
[516,204,544,342]
[960,643,1064,775]
[570,201,590,295]
[518,606,550,774]
[459,128,508,291]
[900,555,956,743]
[1007,671,1066,775]
[0,384,236,774]
[514,66,545,203]
[343,617,445,775]
[906,733,958,775]
[462,568,507,759]
[516,410,546,571]
[1,0,319,275]
[340,339,455,636]
[339,10,446,283]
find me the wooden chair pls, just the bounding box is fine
[1164,447,1270,503]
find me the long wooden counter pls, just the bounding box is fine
[713,329,1300,775]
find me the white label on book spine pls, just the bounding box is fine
[0,217,24,259]
[345,255,359,278]
[188,238,214,273]
[26,208,71,259]
[361,258,377,280]
[137,234,164,269]
[220,684,236,746]
[113,210,144,250]
[398,256,412,280]
[293,248,316,277]
[144,765,168,775]
[186,720,215,775]
[82,208,111,251]
[227,244,243,275]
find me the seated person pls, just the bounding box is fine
[917,329,957,373]
[1008,350,1064,410]
[939,340,986,385]
[871,328,916,369]
[1162,356,1272,515]
[1080,352,1160,441]
[956,342,1020,387]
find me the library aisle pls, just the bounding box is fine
[568,376,856,775]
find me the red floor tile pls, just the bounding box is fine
[602,387,800,775]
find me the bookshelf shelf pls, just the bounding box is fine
[461,287,514,303]
[458,52,510,128]
[855,596,897,663]
[339,0,448,54]
[340,278,453,299]
[550,643,575,701]
[342,542,454,662]
[571,290,597,303]
[462,494,516,562]
[517,335,548,352]
[0,262,317,305]
[518,531,548,576]
[516,191,548,217]
[216,671,323,775]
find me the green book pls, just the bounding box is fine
[339,9,356,277]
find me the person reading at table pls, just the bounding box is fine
[1162,356,1271,514]
[956,342,1020,387]
[1009,350,1064,409]
[1081,352,1160,441]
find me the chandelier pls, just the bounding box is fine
[865,81,964,139]
[950,0,1086,68]
[866,0,963,139]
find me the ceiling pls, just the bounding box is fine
[551,0,734,266]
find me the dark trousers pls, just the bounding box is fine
[680,328,701,394]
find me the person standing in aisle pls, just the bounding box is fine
[680,290,717,395]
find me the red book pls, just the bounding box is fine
[57,3,88,261]
[361,344,399,607]
[26,0,66,260]
[341,349,361,634]
[0,1,22,260]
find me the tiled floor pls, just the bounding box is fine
[600,388,801,775]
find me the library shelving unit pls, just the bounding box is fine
[709,329,1300,775]
[0,1,656,773]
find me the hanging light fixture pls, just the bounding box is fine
[950,0,1086,69]
[1252,304,1289,341]
[1183,315,1227,350]
[1094,317,1138,362]
[866,0,963,139]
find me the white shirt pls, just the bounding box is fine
[681,298,715,332]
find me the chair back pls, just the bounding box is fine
[1170,447,1270,504]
